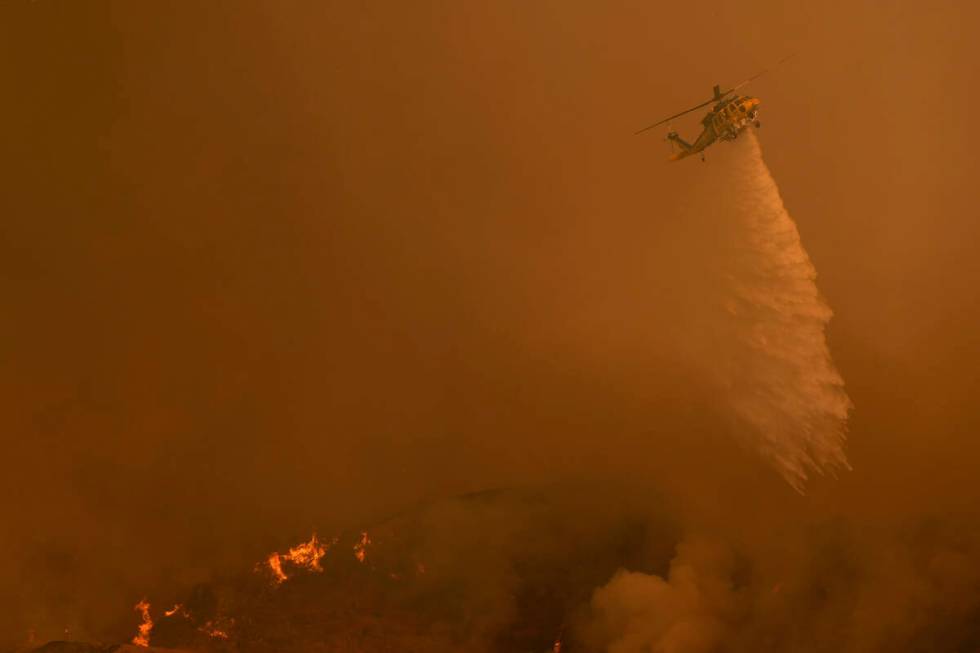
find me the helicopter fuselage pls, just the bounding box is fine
[636,56,793,159]
[668,95,761,161]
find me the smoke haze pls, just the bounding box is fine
[2,1,980,651]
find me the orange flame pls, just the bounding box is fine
[131,599,153,647]
[354,531,371,563]
[266,552,288,584]
[263,533,330,584]
[163,603,188,618]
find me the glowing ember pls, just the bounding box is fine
[199,618,233,640]
[131,599,153,647]
[354,531,371,563]
[263,533,330,584]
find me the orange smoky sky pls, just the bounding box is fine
[1,1,979,651]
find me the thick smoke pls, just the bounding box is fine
[583,537,738,653]
[8,3,980,652]
[699,131,851,491]
[580,514,980,653]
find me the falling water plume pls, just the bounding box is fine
[709,131,852,491]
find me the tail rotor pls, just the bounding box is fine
[664,122,677,154]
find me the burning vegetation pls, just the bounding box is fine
[161,606,185,619]
[353,532,371,564]
[130,601,152,648]
[261,533,331,585]
[124,529,388,649]
[19,487,980,653]
[101,489,668,653]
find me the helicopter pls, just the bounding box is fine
[635,57,791,162]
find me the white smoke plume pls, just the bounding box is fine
[681,131,852,491]
[582,537,740,653]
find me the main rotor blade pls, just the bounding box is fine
[634,96,718,135]
[729,53,795,93]
[634,54,794,136]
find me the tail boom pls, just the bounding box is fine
[667,131,698,161]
